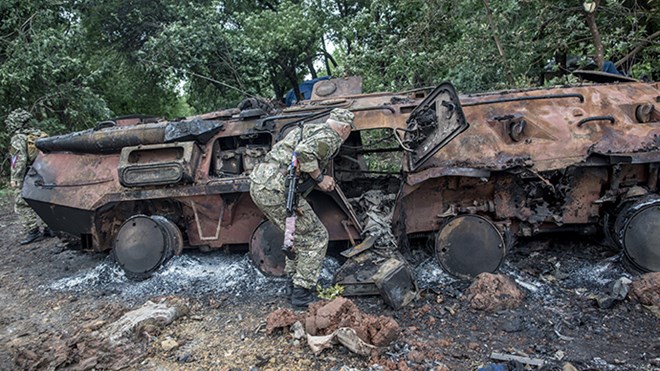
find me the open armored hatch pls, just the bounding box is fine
[403,82,469,171]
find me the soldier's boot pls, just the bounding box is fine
[20,228,43,245]
[43,227,55,238]
[284,277,294,300]
[291,285,318,310]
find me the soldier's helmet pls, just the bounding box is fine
[5,109,33,133]
[329,108,355,129]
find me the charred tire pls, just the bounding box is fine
[614,195,660,273]
[113,214,182,280]
[435,215,506,279]
[249,220,286,277]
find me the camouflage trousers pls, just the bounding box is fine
[14,188,43,233]
[249,169,328,289]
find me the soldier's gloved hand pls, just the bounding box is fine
[10,180,18,188]
[317,175,336,192]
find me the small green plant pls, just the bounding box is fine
[316,284,344,300]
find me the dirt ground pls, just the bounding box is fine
[0,192,658,371]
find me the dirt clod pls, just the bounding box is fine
[306,297,400,347]
[629,272,660,307]
[267,297,400,350]
[265,308,300,334]
[465,273,524,311]
[407,350,426,362]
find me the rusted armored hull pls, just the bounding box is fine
[22,78,660,278]
[399,83,660,231]
[396,82,660,276]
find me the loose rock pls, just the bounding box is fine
[291,321,305,340]
[161,339,178,352]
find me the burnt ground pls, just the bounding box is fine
[0,191,658,370]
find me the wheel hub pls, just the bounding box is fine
[249,220,286,276]
[619,196,660,273]
[113,214,179,279]
[435,215,506,279]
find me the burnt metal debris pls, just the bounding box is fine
[21,77,660,294]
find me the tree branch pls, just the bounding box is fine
[482,0,515,86]
[583,0,604,69]
[615,30,660,68]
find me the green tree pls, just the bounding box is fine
[240,0,326,101]
[0,0,111,132]
[140,2,263,112]
[78,0,189,117]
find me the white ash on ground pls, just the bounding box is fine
[47,250,341,303]
[413,257,458,289]
[500,241,631,300]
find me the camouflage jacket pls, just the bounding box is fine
[10,129,48,188]
[250,123,343,190]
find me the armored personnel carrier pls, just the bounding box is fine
[23,77,660,282]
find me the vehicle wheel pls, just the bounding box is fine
[113,214,182,280]
[602,199,634,250]
[249,220,286,276]
[614,194,660,273]
[435,215,506,279]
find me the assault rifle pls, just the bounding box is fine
[281,124,305,259]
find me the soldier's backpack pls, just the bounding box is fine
[26,131,48,162]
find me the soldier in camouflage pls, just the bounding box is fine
[250,108,355,309]
[6,109,50,245]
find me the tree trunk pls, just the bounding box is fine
[584,0,604,69]
[283,65,302,103]
[270,69,285,102]
[322,35,332,76]
[306,58,317,79]
[482,0,515,86]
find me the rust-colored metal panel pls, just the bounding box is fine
[561,167,606,224]
[310,76,363,100]
[413,83,660,177]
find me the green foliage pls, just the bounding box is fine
[336,0,659,93]
[239,0,326,100]
[316,283,345,300]
[0,1,112,132]
[361,129,402,173]
[140,2,265,112]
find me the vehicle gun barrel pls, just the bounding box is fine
[36,119,224,154]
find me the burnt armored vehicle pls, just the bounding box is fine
[23,77,660,282]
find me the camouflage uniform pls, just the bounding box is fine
[6,109,48,234]
[250,112,350,289]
